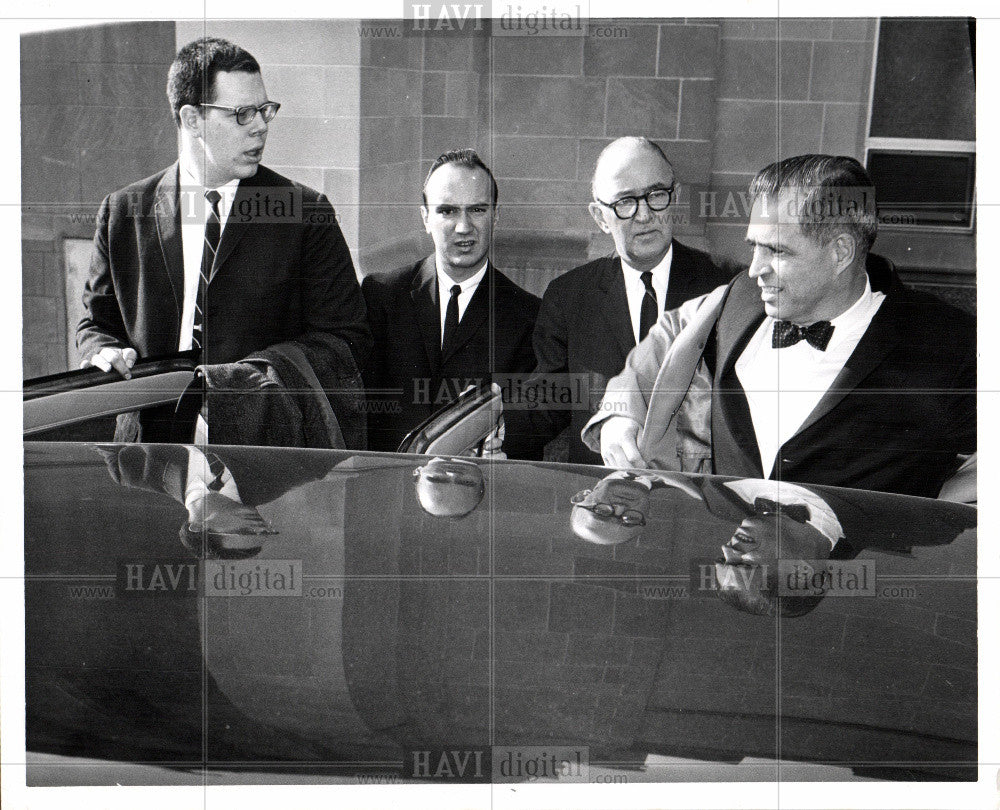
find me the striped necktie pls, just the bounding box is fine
[192,189,222,352]
[205,451,228,492]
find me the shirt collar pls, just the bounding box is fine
[828,274,878,331]
[436,260,488,297]
[621,242,673,281]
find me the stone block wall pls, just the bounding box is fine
[21,21,177,377]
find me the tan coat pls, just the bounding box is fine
[581,284,729,472]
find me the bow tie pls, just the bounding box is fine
[771,319,834,350]
[753,496,810,525]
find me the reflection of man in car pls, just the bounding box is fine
[570,470,702,545]
[413,457,486,518]
[97,444,281,557]
[713,484,842,617]
[684,475,975,617]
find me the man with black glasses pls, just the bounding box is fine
[504,136,735,464]
[77,37,370,440]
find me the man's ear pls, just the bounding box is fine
[178,105,204,138]
[589,201,611,234]
[420,205,430,234]
[830,233,856,275]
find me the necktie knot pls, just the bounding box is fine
[771,319,834,351]
[640,270,654,294]
[205,189,221,209]
[449,284,461,299]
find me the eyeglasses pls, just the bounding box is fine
[199,101,281,126]
[595,186,674,220]
[570,490,646,526]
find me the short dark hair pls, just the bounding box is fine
[748,154,878,257]
[422,149,498,207]
[167,37,261,125]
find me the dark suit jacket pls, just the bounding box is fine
[506,240,738,463]
[77,162,371,371]
[710,254,976,498]
[361,257,541,452]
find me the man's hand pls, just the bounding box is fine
[83,346,137,379]
[600,416,645,469]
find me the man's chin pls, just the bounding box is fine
[446,252,489,270]
[234,162,260,178]
[626,242,670,267]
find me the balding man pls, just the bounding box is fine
[504,136,736,464]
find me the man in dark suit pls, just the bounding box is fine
[76,38,370,438]
[590,154,976,499]
[361,150,539,452]
[503,136,736,464]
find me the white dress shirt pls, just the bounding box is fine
[436,261,488,348]
[735,276,886,478]
[178,159,240,352]
[183,446,241,508]
[621,244,672,345]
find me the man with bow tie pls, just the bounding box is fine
[583,154,976,499]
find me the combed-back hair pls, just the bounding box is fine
[422,149,498,206]
[748,154,878,255]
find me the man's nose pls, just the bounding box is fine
[454,211,473,232]
[248,113,268,137]
[633,197,654,223]
[747,249,770,279]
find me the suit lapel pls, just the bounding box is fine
[714,275,767,478]
[440,263,492,367]
[792,291,902,441]
[664,240,703,310]
[153,164,184,320]
[411,256,442,375]
[210,176,256,282]
[596,257,637,359]
[716,274,766,376]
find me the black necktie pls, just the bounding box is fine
[192,189,222,352]
[442,283,461,354]
[638,271,658,342]
[771,319,834,351]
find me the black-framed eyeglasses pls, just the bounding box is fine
[570,490,646,526]
[199,101,281,126]
[595,186,674,220]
